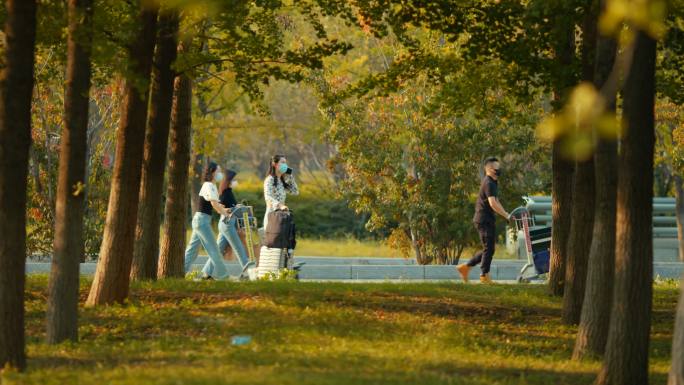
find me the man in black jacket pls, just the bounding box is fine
[457,157,511,283]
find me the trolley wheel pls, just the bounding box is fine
[517,276,530,284]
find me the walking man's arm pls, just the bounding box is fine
[488,196,510,220]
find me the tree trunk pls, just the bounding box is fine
[561,7,597,324]
[596,30,656,385]
[549,145,574,296]
[669,273,684,385]
[573,5,618,356]
[562,156,595,325]
[408,225,426,264]
[0,0,37,371]
[130,10,179,281]
[548,11,576,297]
[561,3,600,320]
[158,73,192,278]
[674,176,684,262]
[46,0,94,344]
[86,5,158,306]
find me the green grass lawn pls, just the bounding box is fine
[6,276,678,385]
[184,229,517,260]
[294,237,402,258]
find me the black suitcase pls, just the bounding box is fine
[264,210,295,249]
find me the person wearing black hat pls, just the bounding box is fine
[457,157,511,283]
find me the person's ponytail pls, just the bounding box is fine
[204,162,218,182]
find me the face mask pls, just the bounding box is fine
[231,180,238,188]
[494,169,501,177]
[278,163,288,174]
[214,171,224,182]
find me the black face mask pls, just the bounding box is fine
[494,169,501,177]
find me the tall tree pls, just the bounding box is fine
[549,150,574,295]
[86,1,158,305]
[671,273,684,384]
[0,0,37,371]
[47,0,93,343]
[548,9,579,297]
[158,72,192,278]
[131,9,180,281]
[46,0,95,343]
[596,29,656,385]
[561,2,598,324]
[573,0,618,358]
[658,4,684,263]
[660,7,684,383]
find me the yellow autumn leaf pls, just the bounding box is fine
[596,113,622,139]
[72,181,86,197]
[561,132,594,161]
[599,0,629,35]
[536,115,566,142]
[568,82,603,126]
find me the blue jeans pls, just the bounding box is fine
[184,212,228,279]
[203,216,249,275]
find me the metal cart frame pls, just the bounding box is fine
[509,206,550,283]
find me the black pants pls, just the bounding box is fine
[466,221,496,275]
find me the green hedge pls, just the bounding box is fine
[226,187,372,239]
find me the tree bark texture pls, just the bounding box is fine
[86,4,158,306]
[562,156,596,325]
[47,0,94,344]
[573,1,617,357]
[131,9,180,281]
[548,9,577,297]
[596,30,656,385]
[0,0,37,371]
[669,272,684,385]
[158,73,192,278]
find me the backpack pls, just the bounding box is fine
[264,210,295,249]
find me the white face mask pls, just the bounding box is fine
[214,171,224,183]
[231,180,238,188]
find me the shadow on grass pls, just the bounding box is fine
[18,277,676,385]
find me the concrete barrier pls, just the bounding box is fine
[26,259,684,281]
[350,265,425,280]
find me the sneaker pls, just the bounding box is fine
[292,262,306,271]
[479,274,493,284]
[241,261,255,275]
[456,264,471,283]
[239,261,256,280]
[193,274,214,282]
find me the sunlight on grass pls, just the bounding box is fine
[295,237,398,257]
[7,277,677,385]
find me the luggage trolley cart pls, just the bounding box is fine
[509,206,551,283]
[231,205,258,262]
[227,205,259,279]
